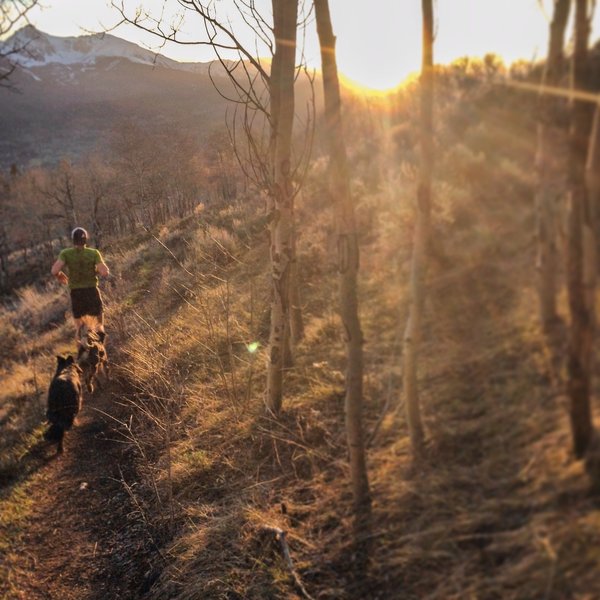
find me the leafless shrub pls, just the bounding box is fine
[0,284,67,363]
[0,314,24,361]
[10,285,66,331]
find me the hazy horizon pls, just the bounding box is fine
[17,0,600,91]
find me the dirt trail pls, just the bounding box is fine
[1,383,155,600]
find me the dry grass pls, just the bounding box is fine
[99,88,600,600]
[5,80,600,600]
[0,285,68,361]
[0,284,73,488]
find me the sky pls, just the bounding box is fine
[20,0,600,91]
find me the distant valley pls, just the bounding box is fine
[0,26,235,169]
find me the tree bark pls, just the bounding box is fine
[535,0,571,328]
[402,0,434,455]
[266,0,298,414]
[289,216,304,344]
[567,0,595,458]
[314,0,372,524]
[270,1,303,355]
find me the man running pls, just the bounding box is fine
[51,227,110,343]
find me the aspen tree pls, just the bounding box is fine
[402,0,434,454]
[314,0,371,525]
[566,0,595,458]
[535,0,571,328]
[266,0,299,413]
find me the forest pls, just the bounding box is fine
[2,0,600,598]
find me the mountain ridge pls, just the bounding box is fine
[0,26,235,170]
[3,24,214,74]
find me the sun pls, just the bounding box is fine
[338,71,420,98]
[332,39,421,93]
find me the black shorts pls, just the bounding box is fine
[70,287,103,319]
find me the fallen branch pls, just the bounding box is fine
[260,526,314,600]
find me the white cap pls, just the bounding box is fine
[72,227,88,242]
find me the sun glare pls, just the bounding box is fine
[338,71,420,98]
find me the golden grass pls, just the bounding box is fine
[113,90,600,598]
[5,80,600,599]
[0,283,75,489]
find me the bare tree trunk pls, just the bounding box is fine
[63,165,79,233]
[283,210,298,369]
[584,106,599,325]
[289,214,304,344]
[535,0,571,328]
[0,248,8,292]
[567,0,595,458]
[91,192,104,249]
[266,0,298,414]
[402,0,434,455]
[271,2,302,360]
[586,106,600,242]
[314,0,371,527]
[0,188,9,293]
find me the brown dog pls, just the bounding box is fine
[77,330,108,393]
[44,355,83,454]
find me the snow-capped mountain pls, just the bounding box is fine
[0,27,236,169]
[3,24,206,73]
[0,26,310,171]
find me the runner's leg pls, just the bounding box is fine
[74,317,83,345]
[96,289,105,333]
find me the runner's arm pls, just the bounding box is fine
[96,262,109,277]
[51,259,68,284]
[95,249,109,278]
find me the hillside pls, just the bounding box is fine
[3,66,600,600]
[0,26,321,171]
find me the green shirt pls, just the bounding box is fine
[58,247,103,290]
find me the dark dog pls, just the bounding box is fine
[44,355,83,454]
[77,330,108,393]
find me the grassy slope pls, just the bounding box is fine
[107,79,600,598]
[2,75,600,599]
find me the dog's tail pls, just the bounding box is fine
[44,423,65,444]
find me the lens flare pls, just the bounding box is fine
[246,341,259,353]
